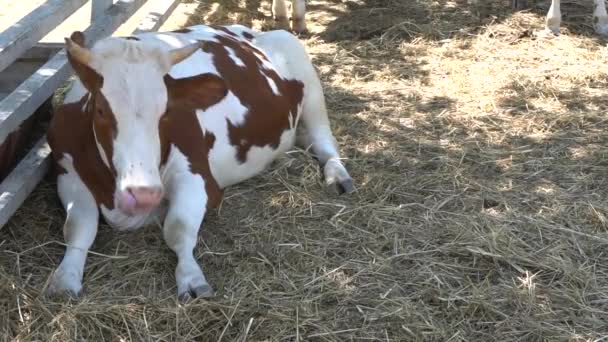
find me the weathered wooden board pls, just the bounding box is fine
[133,0,182,34]
[0,0,88,73]
[92,0,114,20]
[20,43,63,61]
[0,137,51,228]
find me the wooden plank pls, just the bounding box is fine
[0,0,148,145]
[0,137,51,228]
[0,0,88,73]
[132,0,182,34]
[20,43,64,61]
[80,0,148,46]
[0,60,49,102]
[92,0,114,21]
[0,49,70,145]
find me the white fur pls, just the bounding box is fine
[92,125,111,168]
[546,0,608,35]
[265,75,281,96]
[225,46,245,67]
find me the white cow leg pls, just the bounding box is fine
[272,0,289,29]
[546,0,561,35]
[48,158,99,296]
[162,162,212,301]
[291,0,307,33]
[594,0,608,35]
[297,87,354,194]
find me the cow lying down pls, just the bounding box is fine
[46,25,354,300]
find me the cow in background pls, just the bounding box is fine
[273,0,307,33]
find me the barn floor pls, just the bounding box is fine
[2,0,608,340]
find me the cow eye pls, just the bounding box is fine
[96,108,103,117]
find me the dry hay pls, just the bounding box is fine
[2,0,608,340]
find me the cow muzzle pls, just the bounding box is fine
[116,185,163,215]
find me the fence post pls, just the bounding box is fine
[92,0,113,21]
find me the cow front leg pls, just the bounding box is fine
[545,0,561,35]
[291,0,307,33]
[48,158,99,296]
[594,0,608,35]
[162,170,213,301]
[272,0,290,30]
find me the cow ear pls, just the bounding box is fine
[70,31,86,46]
[65,31,103,92]
[164,73,227,111]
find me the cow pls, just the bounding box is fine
[272,0,306,33]
[46,24,353,300]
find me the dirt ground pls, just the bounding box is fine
[2,0,608,340]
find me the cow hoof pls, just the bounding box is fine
[545,27,560,36]
[176,262,214,302]
[337,178,355,194]
[47,268,83,298]
[178,284,215,302]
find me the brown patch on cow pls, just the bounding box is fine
[210,25,238,37]
[48,96,116,209]
[160,73,228,209]
[202,35,304,162]
[171,28,192,33]
[164,73,227,111]
[242,31,254,40]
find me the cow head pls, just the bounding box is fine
[65,31,227,215]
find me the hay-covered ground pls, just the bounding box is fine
[3,0,608,340]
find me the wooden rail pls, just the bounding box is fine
[0,0,182,228]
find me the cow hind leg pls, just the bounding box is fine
[256,31,354,193]
[296,114,355,194]
[291,0,307,33]
[272,0,290,30]
[47,157,99,297]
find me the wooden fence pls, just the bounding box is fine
[0,0,182,227]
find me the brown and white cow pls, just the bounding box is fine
[272,0,306,33]
[46,24,353,300]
